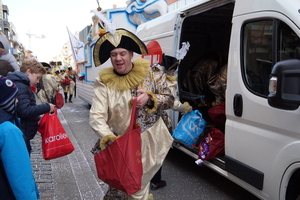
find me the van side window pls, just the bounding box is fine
[243,20,273,95]
[278,22,300,61]
[242,20,300,96]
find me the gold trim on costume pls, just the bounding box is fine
[100,135,119,150]
[99,58,150,91]
[145,90,158,114]
[168,61,179,71]
[166,74,177,82]
[93,29,148,66]
[182,102,191,114]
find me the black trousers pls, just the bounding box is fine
[151,167,162,184]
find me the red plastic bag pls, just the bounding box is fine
[198,127,224,161]
[61,76,70,85]
[38,110,75,160]
[78,76,85,81]
[94,98,143,195]
[54,93,64,109]
[208,102,226,131]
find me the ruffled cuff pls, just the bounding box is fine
[181,102,191,114]
[100,134,119,150]
[145,90,158,114]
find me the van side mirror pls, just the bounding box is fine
[268,59,300,110]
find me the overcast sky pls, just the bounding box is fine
[3,0,127,62]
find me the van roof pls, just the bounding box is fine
[234,0,300,23]
[137,0,300,40]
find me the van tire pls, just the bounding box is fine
[286,169,300,200]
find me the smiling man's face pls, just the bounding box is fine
[110,48,134,74]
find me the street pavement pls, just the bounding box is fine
[31,93,259,200]
[31,94,107,200]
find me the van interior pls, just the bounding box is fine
[174,2,234,164]
[178,2,234,124]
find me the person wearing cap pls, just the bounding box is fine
[53,70,63,84]
[160,54,192,114]
[6,59,56,153]
[150,54,192,190]
[0,35,20,73]
[0,76,40,199]
[89,28,174,200]
[37,62,60,104]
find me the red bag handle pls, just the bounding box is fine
[129,98,138,130]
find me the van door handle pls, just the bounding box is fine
[233,94,243,117]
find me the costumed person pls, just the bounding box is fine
[6,59,55,153]
[161,54,192,114]
[150,54,193,190]
[54,70,63,83]
[36,62,60,104]
[68,67,78,97]
[89,28,174,200]
[60,70,65,75]
[54,70,60,76]
[0,76,40,200]
[0,35,20,73]
[88,14,106,42]
[62,67,76,103]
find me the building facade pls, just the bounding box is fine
[0,0,24,64]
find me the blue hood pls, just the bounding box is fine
[6,71,30,86]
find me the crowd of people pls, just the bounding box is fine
[36,64,78,104]
[0,33,80,199]
[0,27,192,200]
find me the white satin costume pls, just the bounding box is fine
[89,58,174,200]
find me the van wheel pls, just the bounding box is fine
[286,170,300,200]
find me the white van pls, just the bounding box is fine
[136,0,300,199]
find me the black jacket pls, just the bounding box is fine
[6,71,50,140]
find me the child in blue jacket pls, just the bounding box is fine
[0,75,39,200]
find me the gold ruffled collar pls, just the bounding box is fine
[99,58,150,91]
[166,74,177,82]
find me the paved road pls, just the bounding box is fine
[32,95,107,200]
[32,94,259,200]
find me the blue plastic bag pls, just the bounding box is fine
[172,110,206,146]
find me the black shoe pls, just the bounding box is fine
[150,180,166,190]
[69,95,73,103]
